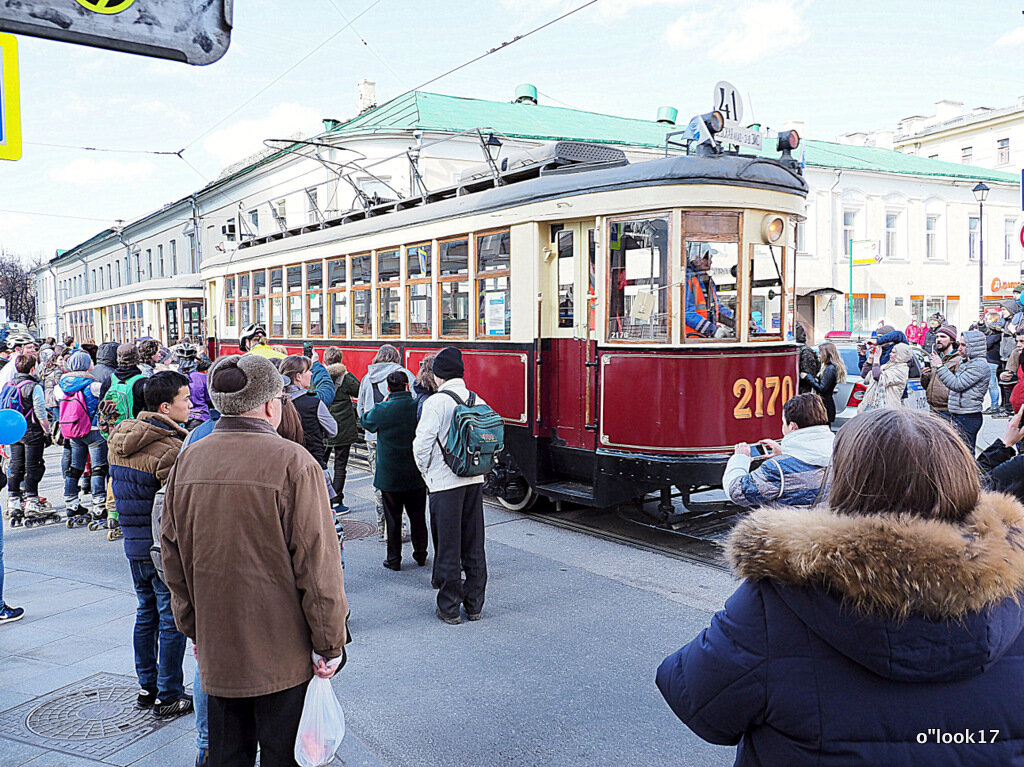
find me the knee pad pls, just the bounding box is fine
[90,463,108,479]
[65,465,84,481]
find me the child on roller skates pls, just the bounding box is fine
[55,351,108,528]
[2,355,59,527]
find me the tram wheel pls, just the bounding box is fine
[496,484,536,512]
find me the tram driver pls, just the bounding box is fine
[685,244,735,339]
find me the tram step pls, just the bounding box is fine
[535,481,594,504]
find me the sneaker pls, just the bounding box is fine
[332,503,350,515]
[154,694,194,718]
[136,687,158,709]
[436,607,461,625]
[195,748,208,767]
[0,603,25,624]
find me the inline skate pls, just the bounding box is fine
[65,500,92,528]
[13,497,62,528]
[86,508,109,531]
[106,515,122,541]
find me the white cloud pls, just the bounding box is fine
[663,0,808,64]
[995,26,1024,47]
[201,103,323,168]
[47,158,156,186]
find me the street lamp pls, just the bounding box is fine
[974,182,989,317]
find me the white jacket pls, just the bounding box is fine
[413,378,487,493]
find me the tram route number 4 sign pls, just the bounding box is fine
[0,33,19,162]
[713,81,762,151]
[0,1,232,66]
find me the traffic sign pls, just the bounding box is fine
[0,33,20,162]
[1019,220,1024,250]
[713,81,743,124]
[0,1,232,66]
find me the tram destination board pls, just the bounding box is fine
[0,0,232,66]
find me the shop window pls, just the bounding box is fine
[607,215,670,341]
[749,245,784,339]
[166,301,179,343]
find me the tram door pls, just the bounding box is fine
[540,222,597,450]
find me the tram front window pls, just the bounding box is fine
[749,244,784,339]
[607,215,669,341]
[684,241,738,340]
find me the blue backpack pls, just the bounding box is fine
[0,380,37,424]
[436,390,504,477]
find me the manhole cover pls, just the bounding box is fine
[0,672,174,760]
[341,519,378,540]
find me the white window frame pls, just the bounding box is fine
[968,216,980,261]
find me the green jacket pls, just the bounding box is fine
[360,391,425,492]
[326,364,361,447]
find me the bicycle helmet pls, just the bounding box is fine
[7,331,35,350]
[239,323,267,353]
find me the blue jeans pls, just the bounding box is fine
[63,431,107,501]
[194,664,208,750]
[988,362,1001,409]
[951,412,984,455]
[128,559,186,701]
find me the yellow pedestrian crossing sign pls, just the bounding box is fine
[74,0,137,14]
[0,33,20,162]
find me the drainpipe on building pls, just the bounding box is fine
[828,169,843,331]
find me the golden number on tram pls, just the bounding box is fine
[733,375,794,420]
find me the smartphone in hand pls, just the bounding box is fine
[749,443,764,458]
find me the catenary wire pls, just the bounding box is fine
[179,0,384,153]
[322,0,407,87]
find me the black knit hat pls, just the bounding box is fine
[433,347,464,380]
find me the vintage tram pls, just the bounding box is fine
[207,130,807,515]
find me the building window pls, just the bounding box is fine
[170,240,177,273]
[998,138,1010,166]
[1006,218,1018,261]
[885,212,899,260]
[273,199,287,230]
[158,244,165,277]
[795,221,806,254]
[969,216,980,261]
[961,146,973,164]
[842,210,857,257]
[306,187,320,225]
[248,209,259,235]
[926,215,939,260]
[146,249,153,280]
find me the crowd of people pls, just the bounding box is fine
[0,324,497,767]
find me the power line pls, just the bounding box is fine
[180,0,384,153]
[322,0,407,87]
[24,141,182,156]
[0,209,115,223]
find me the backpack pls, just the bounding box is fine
[436,390,504,477]
[97,374,144,438]
[0,380,37,424]
[150,485,167,582]
[58,390,93,439]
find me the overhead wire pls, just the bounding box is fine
[179,0,384,153]
[322,0,407,87]
[23,142,183,156]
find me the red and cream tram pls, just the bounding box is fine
[207,132,807,515]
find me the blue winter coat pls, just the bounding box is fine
[108,413,187,561]
[310,360,336,408]
[656,497,1024,766]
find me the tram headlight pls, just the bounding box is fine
[701,110,725,134]
[777,130,800,152]
[762,215,786,244]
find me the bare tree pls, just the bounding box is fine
[0,249,40,327]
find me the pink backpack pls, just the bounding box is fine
[58,391,93,439]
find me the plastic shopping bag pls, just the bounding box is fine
[294,668,345,767]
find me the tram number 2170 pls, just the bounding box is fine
[732,376,795,420]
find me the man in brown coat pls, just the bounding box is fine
[921,323,961,418]
[161,354,348,767]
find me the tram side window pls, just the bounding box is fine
[253,271,267,329]
[351,254,372,337]
[440,238,469,338]
[238,274,251,329]
[557,230,574,328]
[377,249,401,338]
[328,258,347,339]
[270,268,284,337]
[683,241,739,340]
[607,216,670,342]
[287,266,303,337]
[749,245,784,339]
[477,230,511,338]
[407,243,432,337]
[225,276,236,332]
[307,262,323,337]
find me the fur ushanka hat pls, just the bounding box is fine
[209,354,286,416]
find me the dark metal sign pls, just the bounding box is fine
[0,0,232,66]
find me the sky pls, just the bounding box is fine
[0,0,1021,259]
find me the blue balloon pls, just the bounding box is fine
[0,409,27,445]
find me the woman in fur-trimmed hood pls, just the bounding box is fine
[656,407,1024,766]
